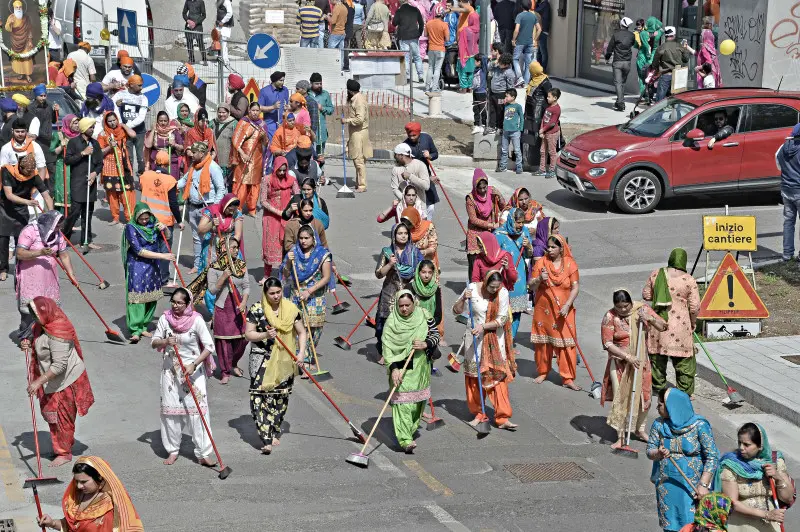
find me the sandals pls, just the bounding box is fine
[497,421,518,431]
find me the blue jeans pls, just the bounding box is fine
[399,39,424,81]
[317,23,326,48]
[499,130,522,171]
[300,37,319,48]
[782,188,800,259]
[158,226,174,285]
[537,33,549,71]
[425,49,445,92]
[655,73,672,102]
[513,43,536,82]
[188,204,205,270]
[328,33,346,69]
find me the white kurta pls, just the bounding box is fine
[461,283,509,376]
[153,314,215,458]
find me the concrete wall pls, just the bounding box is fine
[548,0,579,78]
[764,0,800,90]
[718,0,767,87]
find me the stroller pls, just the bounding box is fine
[440,44,460,90]
[630,66,659,118]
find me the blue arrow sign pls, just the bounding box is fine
[247,33,281,70]
[140,73,161,107]
[117,8,138,46]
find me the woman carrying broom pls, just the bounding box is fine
[123,203,175,343]
[98,111,136,225]
[600,289,666,450]
[244,277,307,455]
[51,114,80,214]
[188,235,249,384]
[195,193,244,313]
[465,169,505,279]
[493,208,533,342]
[21,297,95,468]
[382,289,440,453]
[410,260,443,345]
[281,224,331,372]
[151,287,217,467]
[452,270,517,431]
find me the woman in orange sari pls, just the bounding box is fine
[97,111,136,224]
[183,108,217,170]
[231,102,268,215]
[528,234,581,390]
[400,206,439,271]
[37,456,143,531]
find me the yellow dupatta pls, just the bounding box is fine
[259,295,300,392]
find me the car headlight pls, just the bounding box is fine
[588,149,618,163]
[588,168,607,177]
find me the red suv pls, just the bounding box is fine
[556,89,800,213]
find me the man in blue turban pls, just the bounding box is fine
[165,75,199,120]
[0,98,19,145]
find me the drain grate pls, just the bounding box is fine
[0,519,16,532]
[504,461,593,483]
[782,355,800,365]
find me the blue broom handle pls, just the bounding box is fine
[340,113,348,187]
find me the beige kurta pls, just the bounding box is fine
[642,268,700,358]
[346,92,373,159]
[721,458,787,532]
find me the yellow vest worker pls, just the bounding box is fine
[140,151,181,228]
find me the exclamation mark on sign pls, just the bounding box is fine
[727,274,735,308]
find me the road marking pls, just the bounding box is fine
[371,453,406,477]
[404,459,454,496]
[0,424,25,503]
[562,204,781,224]
[424,503,471,531]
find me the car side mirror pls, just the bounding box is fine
[686,128,705,141]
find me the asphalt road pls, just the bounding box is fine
[0,160,798,532]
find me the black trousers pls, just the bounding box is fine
[186,26,207,63]
[63,200,95,245]
[0,227,22,274]
[498,28,514,53]
[488,91,506,130]
[473,92,487,126]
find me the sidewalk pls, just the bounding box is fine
[697,336,800,425]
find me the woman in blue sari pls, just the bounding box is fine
[375,223,424,365]
[281,224,332,370]
[494,207,533,342]
[647,387,720,532]
[716,422,795,531]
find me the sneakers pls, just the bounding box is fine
[471,125,484,134]
[613,103,626,112]
[514,78,524,88]
[532,169,547,177]
[484,127,497,135]
[496,166,507,173]
[545,170,556,179]
[515,168,523,174]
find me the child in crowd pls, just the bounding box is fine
[487,52,516,134]
[535,87,561,178]
[700,63,716,88]
[498,88,523,174]
[471,53,488,134]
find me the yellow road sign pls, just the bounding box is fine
[703,215,757,251]
[697,253,768,319]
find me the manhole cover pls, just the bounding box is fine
[504,462,593,483]
[781,355,800,365]
[0,519,16,532]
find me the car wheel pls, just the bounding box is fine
[613,170,662,214]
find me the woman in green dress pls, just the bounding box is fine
[51,114,80,214]
[382,289,440,453]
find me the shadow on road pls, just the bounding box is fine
[10,430,88,475]
[228,414,265,450]
[569,415,616,444]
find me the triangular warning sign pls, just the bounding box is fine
[243,78,261,105]
[697,253,769,319]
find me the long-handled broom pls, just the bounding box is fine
[612,320,645,459]
[346,348,415,468]
[330,288,350,314]
[336,114,355,199]
[447,332,468,372]
[334,297,379,350]
[291,259,331,381]
[335,272,376,327]
[467,299,491,436]
[692,332,745,405]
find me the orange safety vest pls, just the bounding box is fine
[140,170,177,226]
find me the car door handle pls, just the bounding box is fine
[722,142,739,147]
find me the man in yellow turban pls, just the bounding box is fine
[4,0,34,82]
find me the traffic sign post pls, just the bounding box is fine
[117,9,138,47]
[140,74,161,107]
[247,34,281,70]
[697,253,769,320]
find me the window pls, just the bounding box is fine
[695,106,742,137]
[622,98,696,138]
[673,117,698,141]
[745,104,799,133]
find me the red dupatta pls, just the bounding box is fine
[479,270,515,389]
[470,231,518,289]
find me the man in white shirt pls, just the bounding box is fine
[66,42,96,99]
[102,55,135,96]
[113,75,149,176]
[215,0,234,64]
[48,14,63,62]
[0,117,48,182]
[165,77,200,120]
[389,142,430,209]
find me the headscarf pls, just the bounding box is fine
[164,291,202,334]
[182,143,213,201]
[290,92,306,108]
[533,216,556,256]
[477,269,515,388]
[259,286,300,392]
[59,58,76,77]
[400,206,431,243]
[692,493,732,531]
[62,456,143,532]
[508,187,542,223]
[652,248,687,321]
[380,289,430,366]
[176,103,193,128]
[184,108,217,155]
[496,208,531,269]
[300,178,329,230]
[457,10,479,67]
[122,202,158,268]
[102,111,127,148]
[228,74,245,90]
[526,61,549,96]
[270,156,294,190]
[188,235,246,303]
[657,388,708,438]
[411,261,438,317]
[205,193,240,233]
[468,168,495,219]
[144,111,177,149]
[404,122,422,136]
[34,210,63,247]
[61,114,80,139]
[471,231,517,288]
[281,224,331,294]
[714,423,784,489]
[382,224,424,281]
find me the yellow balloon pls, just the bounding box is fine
[720,39,736,56]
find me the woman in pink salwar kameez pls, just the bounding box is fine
[260,156,298,277]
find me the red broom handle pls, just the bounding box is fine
[340,298,379,341]
[426,158,467,236]
[160,230,186,287]
[543,282,597,383]
[769,478,787,532]
[22,347,45,479]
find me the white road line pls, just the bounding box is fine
[372,453,406,477]
[424,503,472,532]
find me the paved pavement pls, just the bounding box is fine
[0,160,798,531]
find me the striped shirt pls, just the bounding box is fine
[297,5,324,38]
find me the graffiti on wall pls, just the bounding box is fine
[769,1,800,58]
[722,12,766,82]
[763,0,800,89]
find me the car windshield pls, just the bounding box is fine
[621,98,697,138]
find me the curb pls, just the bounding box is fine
[325,143,476,167]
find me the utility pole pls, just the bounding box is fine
[479,0,490,57]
